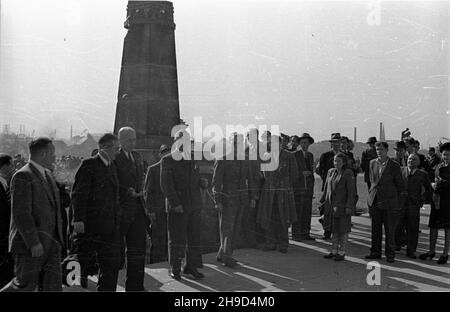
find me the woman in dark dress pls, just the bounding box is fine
[420,142,450,264]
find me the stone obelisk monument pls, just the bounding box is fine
[114,1,180,164]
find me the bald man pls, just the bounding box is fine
[395,153,432,258]
[114,127,147,291]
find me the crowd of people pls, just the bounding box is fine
[0,125,448,292]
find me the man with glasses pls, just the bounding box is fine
[71,133,122,291]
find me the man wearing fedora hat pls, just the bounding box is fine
[292,133,316,241]
[144,144,171,264]
[361,137,378,190]
[316,133,342,239]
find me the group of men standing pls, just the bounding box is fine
[360,136,436,262]
[0,124,446,291]
[0,127,153,291]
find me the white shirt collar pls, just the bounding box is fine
[98,153,109,167]
[29,160,47,178]
[0,175,7,190]
[124,150,134,161]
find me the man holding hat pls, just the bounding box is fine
[292,133,316,241]
[361,137,378,190]
[316,133,342,239]
[144,144,171,264]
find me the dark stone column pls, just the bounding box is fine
[114,1,180,165]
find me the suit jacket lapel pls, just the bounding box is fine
[29,163,56,208]
[307,152,313,171]
[46,172,61,211]
[379,159,391,181]
[372,161,381,187]
[402,167,408,182]
[0,183,9,203]
[298,150,305,170]
[120,149,137,180]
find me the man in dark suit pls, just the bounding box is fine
[292,133,315,241]
[241,128,265,249]
[395,154,432,258]
[365,142,406,263]
[1,138,64,291]
[71,133,122,291]
[360,137,378,190]
[0,154,14,288]
[212,133,256,267]
[316,133,342,239]
[144,144,171,264]
[114,127,147,291]
[161,129,203,280]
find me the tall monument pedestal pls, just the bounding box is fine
[114,1,180,165]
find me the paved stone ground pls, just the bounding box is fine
[65,205,450,292]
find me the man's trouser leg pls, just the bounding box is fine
[406,205,420,254]
[394,209,407,248]
[370,208,383,256]
[97,232,121,291]
[232,201,245,249]
[150,208,168,264]
[291,193,302,240]
[167,211,187,274]
[185,209,202,270]
[384,209,396,259]
[217,198,238,262]
[273,204,289,250]
[300,194,313,238]
[241,204,258,247]
[0,240,14,289]
[1,241,62,292]
[253,200,266,246]
[124,209,147,291]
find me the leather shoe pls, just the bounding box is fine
[183,267,204,279]
[437,255,448,265]
[406,252,417,259]
[419,252,435,260]
[365,253,381,259]
[386,257,395,263]
[170,272,182,281]
[301,235,316,241]
[334,254,345,261]
[278,247,288,254]
[323,253,336,259]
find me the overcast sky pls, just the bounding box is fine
[0,0,449,146]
